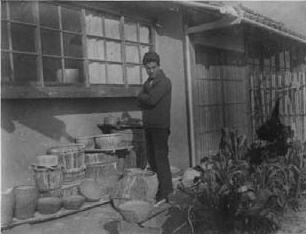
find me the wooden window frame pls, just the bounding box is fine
[1,1,155,99]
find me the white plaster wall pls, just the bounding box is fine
[155,11,190,170]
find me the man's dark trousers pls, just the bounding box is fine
[145,128,173,200]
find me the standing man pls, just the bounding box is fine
[137,51,173,205]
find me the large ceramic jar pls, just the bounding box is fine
[14,185,38,220]
[117,168,158,201]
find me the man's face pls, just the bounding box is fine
[145,62,160,79]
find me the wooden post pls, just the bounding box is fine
[280,71,286,124]
[120,16,127,87]
[102,16,108,84]
[250,69,256,140]
[6,1,15,82]
[184,29,196,166]
[136,22,142,84]
[302,72,306,142]
[34,1,44,87]
[271,73,276,108]
[81,9,89,87]
[260,73,266,123]
[58,5,65,82]
[266,73,270,117]
[220,65,226,129]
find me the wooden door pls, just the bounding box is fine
[192,47,249,162]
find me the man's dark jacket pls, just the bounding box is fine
[137,69,171,129]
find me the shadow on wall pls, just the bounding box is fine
[1,97,140,141]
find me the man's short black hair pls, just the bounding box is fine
[142,51,160,66]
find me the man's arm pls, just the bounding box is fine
[138,79,171,107]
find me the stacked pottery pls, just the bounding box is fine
[32,155,63,198]
[47,144,86,183]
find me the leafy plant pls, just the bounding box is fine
[179,129,304,234]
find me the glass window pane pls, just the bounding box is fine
[41,29,60,55]
[106,41,121,62]
[126,44,139,63]
[43,57,61,82]
[105,16,120,39]
[125,21,137,42]
[1,22,9,49]
[140,45,150,61]
[64,33,83,58]
[62,7,81,32]
[127,65,141,84]
[63,59,83,83]
[89,62,106,84]
[107,64,123,84]
[13,54,37,83]
[140,25,150,43]
[85,11,103,36]
[87,38,104,60]
[11,23,36,52]
[39,3,59,29]
[2,2,7,19]
[1,52,11,83]
[9,2,35,23]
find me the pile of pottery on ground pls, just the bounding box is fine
[0,117,153,228]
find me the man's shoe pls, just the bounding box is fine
[154,198,168,208]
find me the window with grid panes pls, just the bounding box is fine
[85,11,152,84]
[1,1,153,87]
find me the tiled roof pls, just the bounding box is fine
[184,1,306,43]
[235,4,306,41]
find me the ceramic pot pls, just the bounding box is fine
[14,185,38,220]
[1,188,15,226]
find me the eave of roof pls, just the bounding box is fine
[179,1,306,44]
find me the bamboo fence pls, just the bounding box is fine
[249,70,306,143]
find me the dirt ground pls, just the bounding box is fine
[2,204,119,234]
[275,198,306,234]
[3,194,306,234]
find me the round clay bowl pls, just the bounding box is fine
[94,134,122,149]
[63,195,85,210]
[37,197,62,215]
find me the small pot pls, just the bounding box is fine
[14,185,38,220]
[63,195,85,210]
[37,197,62,215]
